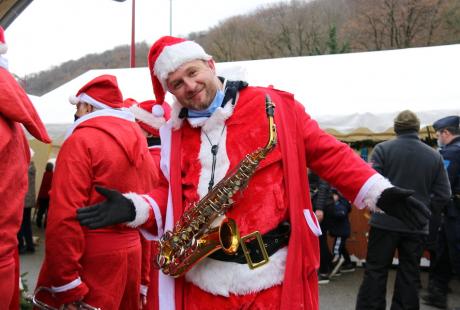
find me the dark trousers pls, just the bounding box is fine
[429,215,460,294]
[36,197,49,228]
[332,236,351,264]
[319,223,332,274]
[17,208,34,251]
[356,227,423,310]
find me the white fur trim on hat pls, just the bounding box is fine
[129,104,166,129]
[69,93,113,110]
[154,40,211,91]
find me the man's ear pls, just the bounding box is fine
[85,103,95,113]
[207,59,216,72]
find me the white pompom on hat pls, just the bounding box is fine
[128,99,171,137]
[0,26,8,54]
[68,74,124,109]
[148,36,211,103]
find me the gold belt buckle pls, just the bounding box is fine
[240,231,270,269]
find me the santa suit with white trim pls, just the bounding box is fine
[0,26,51,309]
[121,37,395,310]
[35,75,158,309]
[127,98,171,310]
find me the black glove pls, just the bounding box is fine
[376,187,431,230]
[76,186,135,229]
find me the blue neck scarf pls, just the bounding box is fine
[187,89,225,118]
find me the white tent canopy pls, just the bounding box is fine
[33,44,460,142]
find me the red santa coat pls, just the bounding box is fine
[136,86,380,309]
[0,64,50,309]
[36,111,157,308]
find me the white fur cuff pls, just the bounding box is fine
[354,174,393,211]
[124,193,151,228]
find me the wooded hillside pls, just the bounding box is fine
[21,0,460,96]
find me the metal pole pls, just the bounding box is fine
[130,0,136,67]
[169,0,172,36]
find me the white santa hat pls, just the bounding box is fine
[0,26,8,54]
[148,36,212,103]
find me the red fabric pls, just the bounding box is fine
[9,248,19,310]
[0,255,15,309]
[153,86,377,309]
[148,36,187,104]
[0,67,51,143]
[36,115,157,307]
[38,170,53,199]
[140,234,152,288]
[0,54,49,310]
[75,75,123,109]
[184,283,282,310]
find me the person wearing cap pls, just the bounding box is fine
[422,115,460,309]
[355,110,450,309]
[0,26,51,309]
[125,98,171,310]
[35,75,158,309]
[77,37,430,310]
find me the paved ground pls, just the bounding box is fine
[21,227,460,309]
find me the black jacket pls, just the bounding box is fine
[370,132,451,234]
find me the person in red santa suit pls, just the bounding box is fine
[35,75,158,309]
[0,26,51,310]
[77,37,431,310]
[125,98,171,310]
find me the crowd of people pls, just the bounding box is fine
[1,25,459,310]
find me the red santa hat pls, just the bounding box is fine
[0,26,7,54]
[148,36,211,103]
[128,99,171,137]
[69,74,123,109]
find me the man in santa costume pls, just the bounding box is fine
[78,37,430,310]
[0,26,51,309]
[126,98,171,310]
[35,75,158,309]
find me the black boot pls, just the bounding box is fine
[422,287,447,309]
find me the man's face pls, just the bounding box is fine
[166,59,219,111]
[436,129,449,147]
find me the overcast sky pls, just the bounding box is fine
[5,0,287,77]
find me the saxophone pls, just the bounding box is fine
[156,94,277,277]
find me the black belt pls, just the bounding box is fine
[209,221,290,264]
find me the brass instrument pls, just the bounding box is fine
[156,94,277,277]
[24,286,101,310]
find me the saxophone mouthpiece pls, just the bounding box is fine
[265,94,275,117]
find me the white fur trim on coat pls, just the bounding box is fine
[51,277,82,293]
[353,174,392,211]
[196,100,235,198]
[0,55,8,70]
[129,104,166,129]
[154,40,212,90]
[0,43,7,55]
[124,193,151,228]
[185,247,287,297]
[139,194,164,240]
